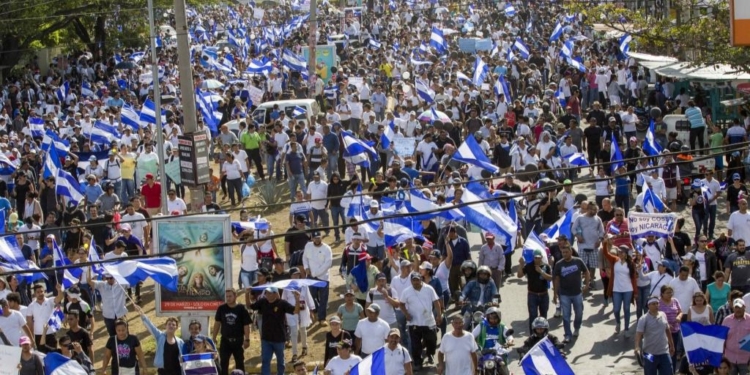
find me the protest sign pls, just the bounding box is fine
[0,346,21,375]
[349,77,364,92]
[628,212,677,240]
[393,137,416,157]
[246,86,264,106]
[165,159,182,185]
[253,8,265,20]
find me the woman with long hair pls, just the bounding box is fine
[687,291,714,325]
[659,285,684,373]
[603,243,637,334]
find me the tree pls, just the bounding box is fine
[569,1,750,74]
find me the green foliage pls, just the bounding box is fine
[255,181,289,213]
[568,2,750,73]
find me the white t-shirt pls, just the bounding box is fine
[325,355,362,375]
[307,181,328,210]
[0,311,27,346]
[241,244,258,272]
[435,262,449,293]
[695,251,708,281]
[26,297,56,335]
[613,261,634,293]
[167,198,188,214]
[223,160,243,180]
[728,211,750,245]
[416,141,438,170]
[439,331,479,375]
[384,344,412,375]
[354,318,390,354]
[366,287,399,325]
[120,213,147,242]
[594,177,611,196]
[400,284,439,327]
[669,277,701,313]
[233,150,249,172]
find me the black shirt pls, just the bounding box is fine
[203,203,222,213]
[420,220,439,245]
[272,270,290,282]
[67,327,93,355]
[284,227,311,254]
[597,208,615,223]
[163,339,181,373]
[249,298,295,343]
[541,198,560,225]
[64,301,93,328]
[105,335,140,372]
[523,263,551,293]
[324,330,352,364]
[214,303,251,339]
[583,125,603,150]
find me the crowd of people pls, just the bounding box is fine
[0,0,749,374]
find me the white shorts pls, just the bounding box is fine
[666,188,677,201]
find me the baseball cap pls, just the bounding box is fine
[608,117,616,122]
[115,240,127,248]
[351,232,363,240]
[419,261,433,270]
[264,286,279,294]
[563,179,572,185]
[145,173,154,179]
[338,339,353,349]
[400,259,412,267]
[19,336,31,346]
[429,250,442,258]
[734,173,741,180]
[682,253,696,261]
[311,231,322,238]
[370,200,379,208]
[366,304,381,313]
[735,298,746,308]
[358,253,373,262]
[329,316,342,324]
[484,233,495,239]
[388,328,401,337]
[120,223,131,232]
[629,136,637,142]
[410,271,422,280]
[376,272,387,280]
[533,250,544,258]
[193,334,207,342]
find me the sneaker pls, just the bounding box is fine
[554,307,562,318]
[573,329,580,337]
[615,323,620,333]
[563,336,571,344]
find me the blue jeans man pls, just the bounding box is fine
[121,178,135,204]
[330,206,346,240]
[527,292,550,332]
[310,281,329,322]
[260,340,286,375]
[326,155,338,180]
[312,208,330,234]
[643,353,672,375]
[559,293,583,340]
[288,174,306,200]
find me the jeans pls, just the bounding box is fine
[643,353,673,375]
[615,194,630,216]
[260,340,285,375]
[227,177,243,206]
[79,283,96,310]
[409,326,437,368]
[104,317,119,337]
[559,294,583,338]
[395,309,411,351]
[528,292,550,332]
[239,269,257,288]
[689,126,706,152]
[330,206,346,238]
[366,245,385,261]
[309,279,329,321]
[692,211,707,240]
[326,155,338,180]
[266,154,282,180]
[121,179,135,204]
[312,208,330,232]
[288,173,306,199]
[671,331,683,373]
[247,149,265,179]
[612,291,633,329]
[220,338,245,375]
[636,285,650,320]
[707,205,717,238]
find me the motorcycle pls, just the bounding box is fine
[516,341,566,363]
[477,329,515,375]
[458,294,501,331]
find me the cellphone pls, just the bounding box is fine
[67,344,74,351]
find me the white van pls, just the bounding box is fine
[662,114,710,150]
[251,99,320,128]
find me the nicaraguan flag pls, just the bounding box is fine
[456,71,472,82]
[129,51,146,63]
[521,336,574,375]
[513,38,530,59]
[292,106,307,117]
[29,117,45,138]
[183,353,219,375]
[523,231,549,264]
[362,213,423,248]
[121,104,142,130]
[381,120,395,150]
[0,153,15,176]
[507,47,516,63]
[430,27,447,55]
[619,33,632,55]
[81,81,96,99]
[349,347,387,375]
[90,120,120,143]
[472,56,488,86]
[415,78,436,103]
[342,132,378,168]
[459,183,516,248]
[643,186,666,214]
[453,134,499,173]
[504,3,516,16]
[561,40,574,57]
[52,238,70,268]
[55,81,70,103]
[550,22,563,42]
[410,53,433,66]
[281,49,307,72]
[643,119,662,156]
[0,236,29,267]
[368,38,382,49]
[47,306,65,333]
[565,13,577,23]
[555,87,567,108]
[496,75,512,101]
[196,90,223,134]
[103,257,179,291]
[567,152,589,167]
[43,142,62,179]
[526,18,533,33]
[246,58,273,74]
[610,132,625,173]
[44,352,89,375]
[564,55,587,73]
[232,217,270,233]
[609,223,621,235]
[42,129,70,157]
[407,189,464,221]
[88,237,105,276]
[346,184,365,219]
[139,98,167,124]
[681,322,728,367]
[543,208,574,242]
[57,168,85,205]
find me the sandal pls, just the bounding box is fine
[301,348,307,357]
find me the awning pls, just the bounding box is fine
[628,52,678,63]
[639,60,678,70]
[654,62,693,79]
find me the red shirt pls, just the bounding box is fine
[141,182,161,208]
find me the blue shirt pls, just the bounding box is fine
[615,175,630,195]
[449,237,471,265]
[323,132,339,153]
[0,197,11,215]
[85,184,104,204]
[684,107,706,128]
[286,150,305,175]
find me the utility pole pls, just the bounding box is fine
[147,0,168,215]
[308,0,317,98]
[174,0,205,212]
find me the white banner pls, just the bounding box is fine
[0,345,21,375]
[393,137,416,157]
[628,212,678,240]
[247,85,265,106]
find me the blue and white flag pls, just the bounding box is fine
[681,322,728,367]
[453,134,499,173]
[472,57,488,86]
[89,121,120,144]
[415,78,436,103]
[521,337,574,375]
[121,104,142,130]
[550,22,563,42]
[51,238,70,268]
[381,120,395,150]
[555,87,566,108]
[506,47,516,63]
[643,119,662,156]
[29,117,45,138]
[526,18,534,33]
[43,142,62,179]
[139,98,167,124]
[619,33,632,55]
[362,211,423,248]
[57,169,85,205]
[410,54,433,66]
[44,352,89,375]
[459,182,517,249]
[88,237,105,276]
[292,106,307,117]
[0,236,29,267]
[56,82,70,103]
[349,347,387,375]
[342,132,378,168]
[643,186,666,213]
[522,231,549,264]
[196,90,223,133]
[182,353,219,375]
[561,41,574,57]
[47,306,65,333]
[504,3,516,16]
[129,51,146,63]
[232,217,271,234]
[103,257,179,291]
[543,208,574,242]
[496,75,512,101]
[562,54,587,73]
[513,38,530,60]
[246,58,273,74]
[610,132,625,172]
[42,129,70,157]
[430,27,447,55]
[81,81,97,99]
[368,38,382,49]
[567,152,589,167]
[0,153,15,177]
[281,49,307,72]
[456,71,472,82]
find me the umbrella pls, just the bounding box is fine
[418,109,451,123]
[202,79,224,89]
[115,61,137,70]
[249,278,328,292]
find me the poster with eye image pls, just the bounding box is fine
[153,215,233,315]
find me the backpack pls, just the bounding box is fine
[104,159,120,180]
[290,249,305,268]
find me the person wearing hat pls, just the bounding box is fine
[722,298,750,373]
[307,168,330,235]
[282,268,316,362]
[140,172,162,216]
[103,147,124,199]
[340,232,367,276]
[366,272,398,328]
[518,246,553,330]
[727,173,748,215]
[478,233,505,288]
[728,199,750,249]
[271,257,290,283]
[84,155,104,181]
[354,302,390,357]
[347,253,379,307]
[323,315,352,365]
[87,266,128,337]
[324,338,362,375]
[303,230,333,325]
[382,327,412,375]
[95,180,121,214]
[398,272,442,370]
[387,258,415,349]
[215,289,253,375]
[634,295,675,374]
